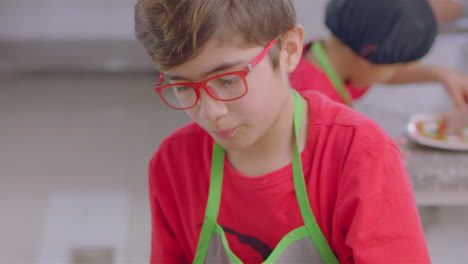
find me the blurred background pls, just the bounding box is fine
[1,0,467,263]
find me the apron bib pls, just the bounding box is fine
[192,90,340,264]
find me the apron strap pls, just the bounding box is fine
[291,90,339,263]
[193,143,225,263]
[312,41,353,108]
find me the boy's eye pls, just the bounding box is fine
[218,75,241,85]
[175,86,191,92]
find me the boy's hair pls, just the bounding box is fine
[135,0,296,71]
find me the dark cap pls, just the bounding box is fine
[325,0,437,64]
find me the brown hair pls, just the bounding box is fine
[135,0,296,71]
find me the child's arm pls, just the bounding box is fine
[429,0,463,22]
[384,62,468,111]
[149,196,188,263]
[444,109,468,134]
[148,156,189,264]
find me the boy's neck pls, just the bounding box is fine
[306,36,356,83]
[226,92,309,177]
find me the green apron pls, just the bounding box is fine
[312,42,353,108]
[192,90,340,263]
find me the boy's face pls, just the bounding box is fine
[349,59,402,88]
[163,34,300,151]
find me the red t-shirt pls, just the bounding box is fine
[289,44,370,105]
[149,91,429,264]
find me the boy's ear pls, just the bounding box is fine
[279,24,305,73]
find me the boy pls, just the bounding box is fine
[135,0,430,263]
[290,0,468,112]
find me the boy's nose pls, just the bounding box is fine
[197,89,229,123]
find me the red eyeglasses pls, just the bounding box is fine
[154,38,278,110]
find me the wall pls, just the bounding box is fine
[0,0,328,42]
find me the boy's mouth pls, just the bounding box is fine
[212,128,237,139]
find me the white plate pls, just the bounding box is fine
[407,113,468,151]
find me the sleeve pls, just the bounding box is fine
[334,140,430,264]
[149,153,189,264]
